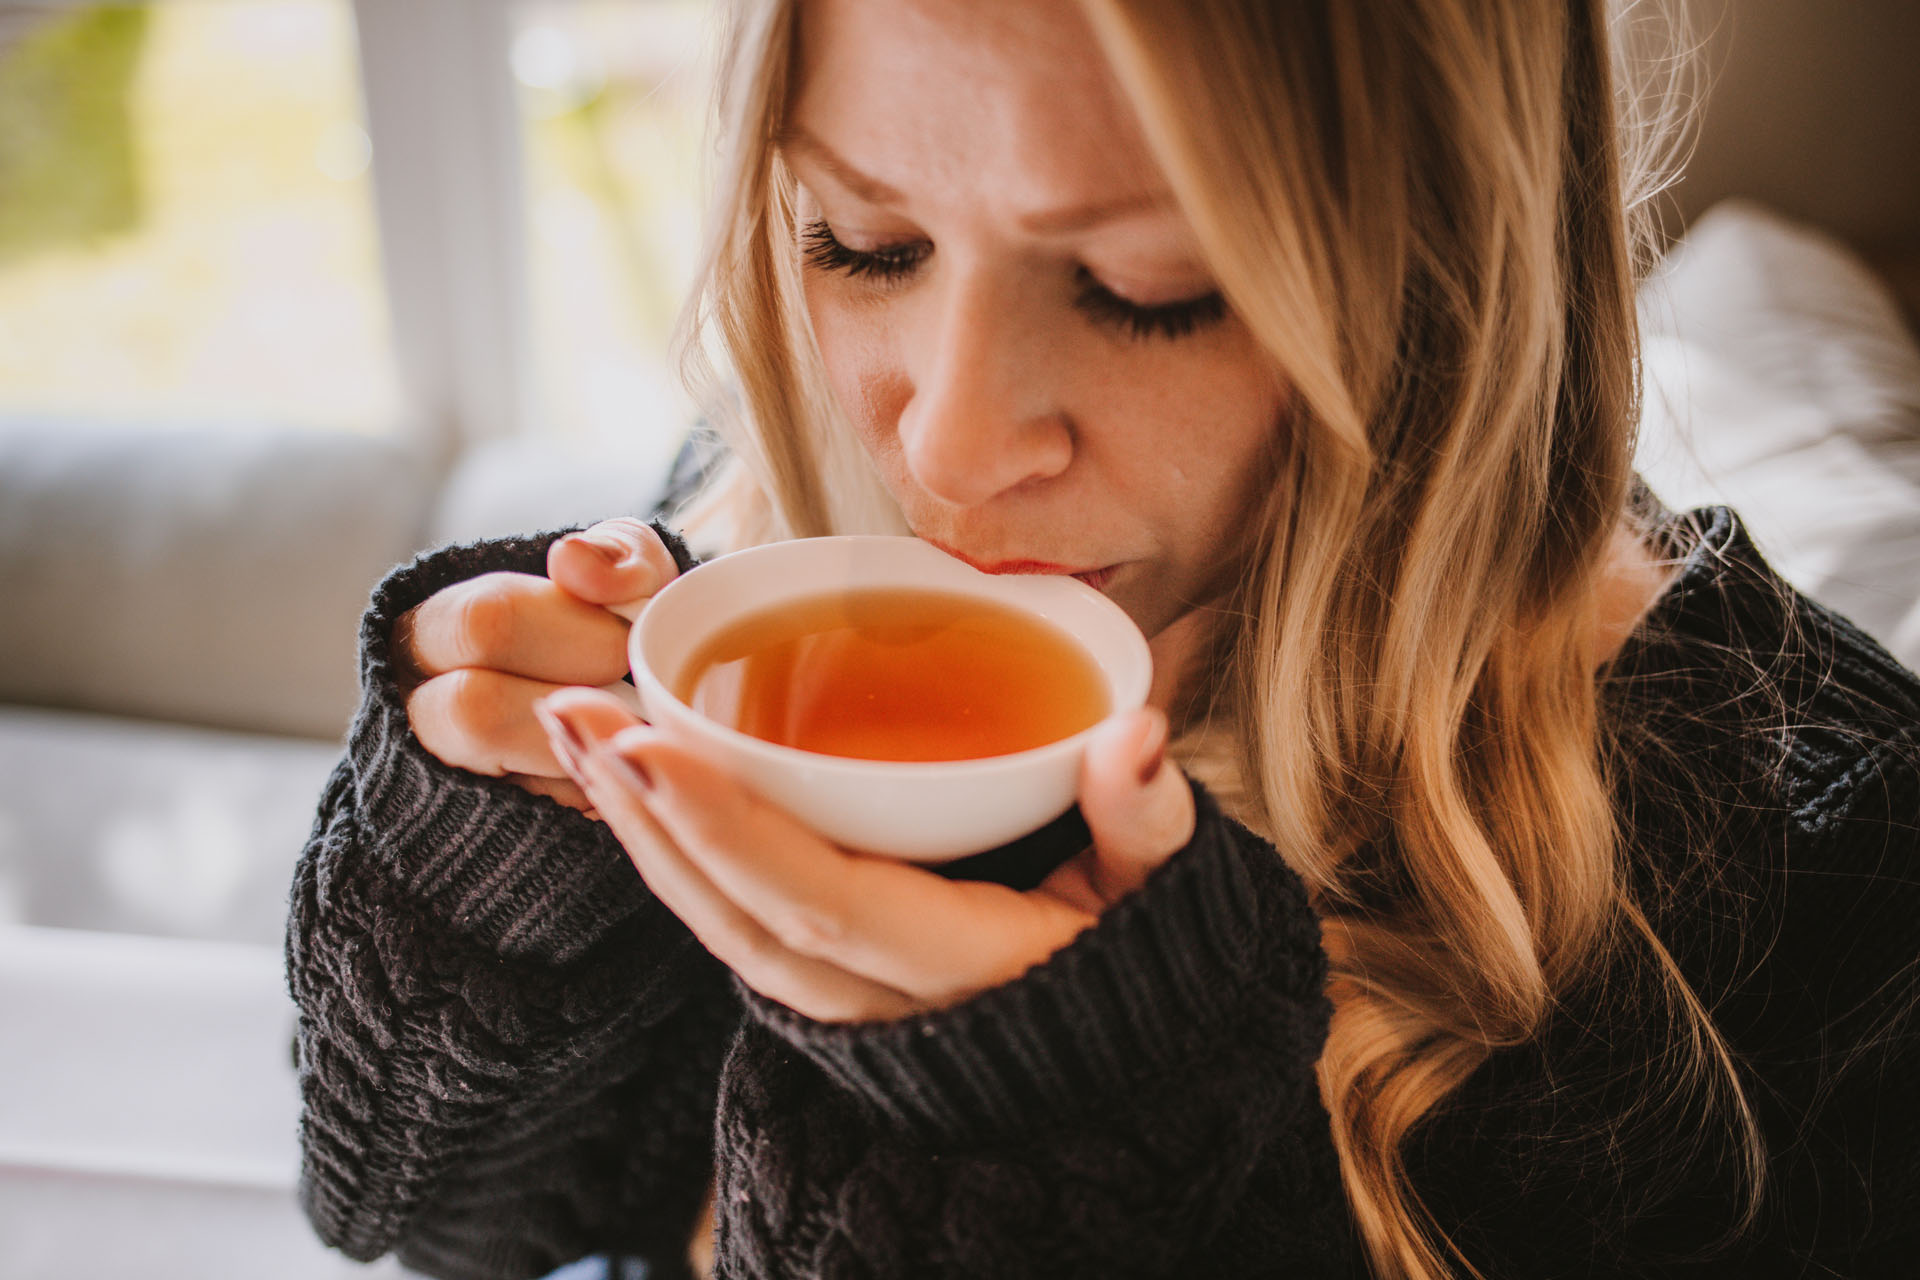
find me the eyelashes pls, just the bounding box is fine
[1072,276,1227,341]
[798,219,1226,342]
[800,220,928,281]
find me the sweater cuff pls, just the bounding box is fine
[741,782,1280,1146]
[346,521,697,963]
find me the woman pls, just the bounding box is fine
[288,0,1920,1276]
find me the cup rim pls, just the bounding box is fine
[628,535,1153,778]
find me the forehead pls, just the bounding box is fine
[787,0,1166,215]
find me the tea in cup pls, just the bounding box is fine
[627,536,1152,859]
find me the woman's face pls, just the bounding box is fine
[786,0,1288,643]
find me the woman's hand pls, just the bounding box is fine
[393,518,681,812]
[534,686,1197,1022]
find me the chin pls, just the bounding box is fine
[1102,583,1169,639]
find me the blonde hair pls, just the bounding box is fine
[673,2,1756,1276]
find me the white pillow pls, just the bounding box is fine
[1636,200,1920,668]
[425,433,683,548]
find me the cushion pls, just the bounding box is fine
[0,418,434,740]
[425,432,682,548]
[0,704,339,941]
[1636,200,1920,668]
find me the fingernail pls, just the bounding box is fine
[569,531,631,567]
[1135,714,1168,786]
[534,701,589,778]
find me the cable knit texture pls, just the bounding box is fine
[713,781,1345,1278]
[289,507,1920,1280]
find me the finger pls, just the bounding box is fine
[547,517,680,612]
[407,668,583,777]
[1077,707,1195,903]
[602,726,1093,1003]
[536,687,919,1019]
[570,743,918,1023]
[403,572,632,684]
[1033,850,1108,917]
[534,683,646,751]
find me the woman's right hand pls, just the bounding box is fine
[392,517,681,812]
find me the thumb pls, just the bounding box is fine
[548,517,681,617]
[1077,707,1195,904]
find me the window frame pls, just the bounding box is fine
[352,0,530,453]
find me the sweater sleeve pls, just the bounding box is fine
[1749,719,1920,1274]
[705,782,1353,1279]
[288,524,738,1280]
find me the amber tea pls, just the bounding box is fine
[673,588,1110,761]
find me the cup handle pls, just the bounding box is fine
[595,594,652,718]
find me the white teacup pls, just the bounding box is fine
[625,536,1152,860]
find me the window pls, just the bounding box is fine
[517,0,712,448]
[0,0,714,451]
[0,1,400,432]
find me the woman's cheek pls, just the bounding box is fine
[803,289,860,409]
[810,298,912,448]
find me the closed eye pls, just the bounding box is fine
[800,220,927,281]
[799,219,1227,341]
[1073,271,1227,341]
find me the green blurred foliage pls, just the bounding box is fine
[0,5,150,266]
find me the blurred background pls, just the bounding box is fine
[0,1,718,1274]
[0,0,710,443]
[0,1,1915,1277]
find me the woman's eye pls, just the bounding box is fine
[1074,269,1227,341]
[800,220,927,282]
[800,220,1224,342]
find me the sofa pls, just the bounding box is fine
[0,425,677,1277]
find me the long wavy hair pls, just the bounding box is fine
[672,2,1757,1275]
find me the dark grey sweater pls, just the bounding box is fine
[288,506,1920,1278]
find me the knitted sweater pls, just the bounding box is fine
[288,506,1920,1279]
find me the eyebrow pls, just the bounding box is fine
[779,125,1177,234]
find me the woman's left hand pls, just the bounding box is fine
[535,687,1195,1023]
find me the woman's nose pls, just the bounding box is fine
[896,274,1073,508]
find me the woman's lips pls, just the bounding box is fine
[920,537,1118,589]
